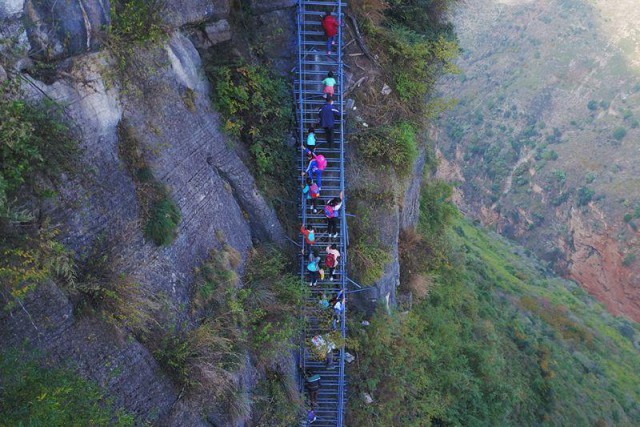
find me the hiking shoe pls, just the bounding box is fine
[329,276,334,281]
[313,208,317,213]
[327,51,332,55]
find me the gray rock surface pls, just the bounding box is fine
[204,19,232,45]
[400,146,428,230]
[364,204,400,311]
[251,8,296,74]
[28,33,284,306]
[0,0,23,19]
[163,0,229,28]
[248,0,296,14]
[24,0,110,60]
[0,281,178,422]
[9,29,288,423]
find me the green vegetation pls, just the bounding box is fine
[348,183,640,426]
[0,88,77,223]
[209,65,293,192]
[352,122,418,177]
[118,121,181,246]
[0,87,78,308]
[350,242,392,285]
[348,193,393,285]
[109,0,165,44]
[153,245,306,411]
[577,186,595,207]
[71,239,161,335]
[106,0,167,76]
[351,0,459,122]
[0,227,75,310]
[252,370,301,425]
[0,348,134,426]
[613,126,627,141]
[144,194,181,246]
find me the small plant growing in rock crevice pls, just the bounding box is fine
[117,120,181,246]
[102,0,169,94]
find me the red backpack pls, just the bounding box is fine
[325,253,337,268]
[310,183,320,198]
[324,204,335,218]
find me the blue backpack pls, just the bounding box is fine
[324,205,337,218]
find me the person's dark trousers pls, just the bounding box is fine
[323,126,334,147]
[308,270,319,285]
[309,389,318,408]
[327,217,338,235]
[326,350,334,368]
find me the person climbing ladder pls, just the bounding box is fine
[318,96,341,148]
[321,11,340,55]
[324,191,343,239]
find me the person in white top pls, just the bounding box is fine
[325,244,341,281]
[324,191,343,239]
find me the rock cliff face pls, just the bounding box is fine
[0,0,297,424]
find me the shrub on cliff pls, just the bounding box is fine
[153,245,306,411]
[209,65,293,187]
[352,121,419,178]
[0,90,77,223]
[144,192,181,246]
[0,88,78,309]
[0,348,134,426]
[117,121,181,246]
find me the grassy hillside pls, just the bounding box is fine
[347,180,640,426]
[433,0,640,317]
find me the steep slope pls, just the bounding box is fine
[348,187,640,425]
[434,0,640,320]
[1,0,298,424]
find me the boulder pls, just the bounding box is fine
[204,19,231,45]
[163,0,229,28]
[24,0,110,60]
[0,0,24,19]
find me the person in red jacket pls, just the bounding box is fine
[321,11,339,55]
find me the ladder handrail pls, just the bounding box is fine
[296,2,348,425]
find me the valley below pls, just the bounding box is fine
[435,0,640,321]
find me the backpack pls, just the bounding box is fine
[324,205,337,218]
[310,183,320,198]
[315,155,327,171]
[325,253,336,268]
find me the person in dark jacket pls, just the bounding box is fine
[318,97,340,148]
[321,11,339,54]
[305,370,321,408]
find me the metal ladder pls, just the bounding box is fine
[295,1,348,426]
